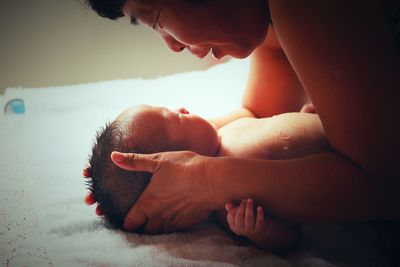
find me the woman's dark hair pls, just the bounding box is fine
[86,0,127,20]
[86,0,207,20]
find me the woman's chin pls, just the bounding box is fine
[228,47,255,59]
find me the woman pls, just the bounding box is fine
[84,0,400,234]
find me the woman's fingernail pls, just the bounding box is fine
[83,169,90,178]
[112,152,124,163]
[95,205,104,216]
[84,193,96,205]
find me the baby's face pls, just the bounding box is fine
[115,105,220,156]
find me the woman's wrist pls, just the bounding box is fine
[204,156,245,210]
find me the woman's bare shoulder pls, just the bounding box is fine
[269,0,400,179]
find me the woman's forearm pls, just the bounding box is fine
[207,152,400,223]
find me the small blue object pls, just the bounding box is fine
[4,99,25,114]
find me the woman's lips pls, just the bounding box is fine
[195,50,210,59]
[187,47,211,59]
[188,46,224,59]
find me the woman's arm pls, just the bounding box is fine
[210,25,308,129]
[208,152,400,223]
[242,25,309,118]
[111,149,399,233]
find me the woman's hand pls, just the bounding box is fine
[110,151,216,233]
[83,165,104,216]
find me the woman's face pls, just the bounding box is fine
[122,0,269,59]
[116,105,220,156]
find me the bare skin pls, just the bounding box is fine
[224,198,301,252]
[87,107,326,251]
[214,112,327,250]
[86,0,400,235]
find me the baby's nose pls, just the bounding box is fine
[176,107,190,114]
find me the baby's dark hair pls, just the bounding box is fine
[87,121,152,228]
[86,0,126,20]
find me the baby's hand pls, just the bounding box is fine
[225,198,267,240]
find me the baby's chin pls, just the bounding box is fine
[189,135,220,157]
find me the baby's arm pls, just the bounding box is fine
[225,198,301,252]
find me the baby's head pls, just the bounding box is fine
[87,105,219,229]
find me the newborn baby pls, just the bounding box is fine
[86,105,329,251]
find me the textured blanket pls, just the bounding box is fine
[0,60,396,267]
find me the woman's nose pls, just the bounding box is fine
[161,35,185,53]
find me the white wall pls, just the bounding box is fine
[0,0,218,94]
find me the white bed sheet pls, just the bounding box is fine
[0,59,396,267]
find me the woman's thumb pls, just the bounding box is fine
[111,151,159,173]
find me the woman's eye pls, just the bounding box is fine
[130,17,138,25]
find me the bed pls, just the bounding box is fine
[0,59,397,267]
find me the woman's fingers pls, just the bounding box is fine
[84,193,104,216]
[84,192,96,205]
[82,164,103,217]
[111,151,160,173]
[124,203,148,231]
[95,205,104,216]
[83,164,91,178]
[83,168,90,178]
[112,150,209,233]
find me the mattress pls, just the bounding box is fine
[0,59,397,267]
